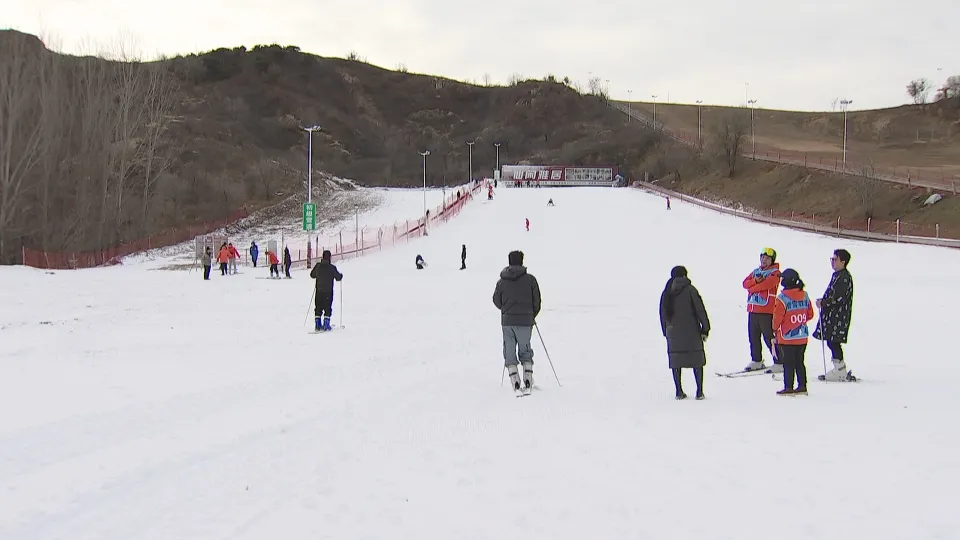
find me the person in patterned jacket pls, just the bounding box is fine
[814,249,855,381]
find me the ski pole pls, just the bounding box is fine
[820,334,827,379]
[534,323,561,387]
[303,288,316,326]
[339,281,344,328]
[501,366,505,386]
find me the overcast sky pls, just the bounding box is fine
[3,0,955,111]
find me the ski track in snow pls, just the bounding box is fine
[1,187,957,540]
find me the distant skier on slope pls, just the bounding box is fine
[813,249,855,382]
[547,198,555,206]
[460,245,466,270]
[525,218,530,231]
[492,250,542,395]
[310,249,343,331]
[416,254,426,270]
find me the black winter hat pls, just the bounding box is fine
[780,268,803,289]
[508,250,524,266]
[322,249,332,260]
[670,265,688,278]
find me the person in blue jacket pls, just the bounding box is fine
[249,242,259,267]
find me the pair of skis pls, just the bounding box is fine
[716,367,860,382]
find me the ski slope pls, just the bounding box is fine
[1,186,956,540]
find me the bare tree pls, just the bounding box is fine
[138,60,178,235]
[482,73,491,86]
[936,75,960,101]
[854,163,884,219]
[710,111,748,177]
[906,78,931,105]
[0,32,47,259]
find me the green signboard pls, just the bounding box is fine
[303,202,317,231]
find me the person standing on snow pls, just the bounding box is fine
[217,243,230,276]
[659,265,710,400]
[492,250,542,393]
[227,243,240,274]
[742,247,781,372]
[461,245,467,270]
[250,242,259,267]
[415,254,426,270]
[283,247,292,278]
[813,249,855,381]
[525,218,530,231]
[201,246,213,280]
[772,268,815,395]
[310,249,343,331]
[267,250,280,278]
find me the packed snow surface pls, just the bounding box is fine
[1,187,955,539]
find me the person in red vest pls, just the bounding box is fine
[742,247,781,372]
[267,250,280,278]
[772,268,816,396]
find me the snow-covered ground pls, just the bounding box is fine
[1,187,955,539]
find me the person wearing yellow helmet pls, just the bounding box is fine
[741,247,782,372]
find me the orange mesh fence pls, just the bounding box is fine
[23,209,249,269]
[277,181,483,266]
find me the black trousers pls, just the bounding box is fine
[270,263,279,276]
[315,291,333,318]
[284,261,292,277]
[748,312,776,364]
[203,265,211,280]
[220,262,228,275]
[672,367,704,396]
[461,257,466,270]
[779,343,808,389]
[827,341,844,361]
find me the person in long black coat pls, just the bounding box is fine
[659,265,711,400]
[813,248,855,381]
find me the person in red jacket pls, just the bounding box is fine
[267,250,280,279]
[742,247,781,372]
[772,268,816,395]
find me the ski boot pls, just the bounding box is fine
[507,365,522,393]
[744,361,767,372]
[314,317,323,332]
[521,362,534,395]
[767,363,784,374]
[818,359,855,382]
[322,316,332,331]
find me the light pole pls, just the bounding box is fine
[840,98,853,170]
[303,125,321,203]
[494,142,501,172]
[354,203,359,257]
[466,140,475,183]
[419,150,430,231]
[651,95,658,126]
[627,89,632,121]
[747,99,758,157]
[695,100,703,148]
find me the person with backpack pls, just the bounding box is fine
[659,265,711,400]
[772,268,816,395]
[310,250,343,331]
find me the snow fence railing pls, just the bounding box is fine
[634,181,960,250]
[286,181,485,266]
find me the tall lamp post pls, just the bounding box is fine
[695,100,703,148]
[651,95,658,126]
[494,142,501,173]
[627,90,633,121]
[840,98,853,171]
[419,149,430,234]
[466,141,475,184]
[747,99,758,157]
[303,125,321,203]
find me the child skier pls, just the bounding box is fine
[771,268,815,395]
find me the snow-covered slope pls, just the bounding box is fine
[0,187,955,539]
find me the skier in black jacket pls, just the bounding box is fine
[309,249,343,331]
[813,248,855,381]
[492,250,542,393]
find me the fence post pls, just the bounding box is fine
[867,217,871,233]
[936,223,940,238]
[837,216,841,237]
[896,219,901,242]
